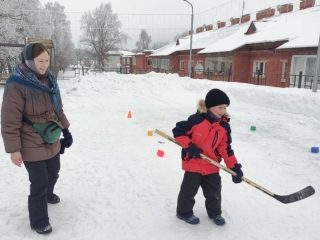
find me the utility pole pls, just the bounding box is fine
[183,0,194,78]
[241,0,245,20]
[312,33,320,92]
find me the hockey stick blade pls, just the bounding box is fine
[155,129,316,204]
[273,186,315,204]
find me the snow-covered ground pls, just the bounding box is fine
[0,72,319,240]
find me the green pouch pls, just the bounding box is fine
[33,121,62,143]
[23,117,62,144]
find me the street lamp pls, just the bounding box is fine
[312,33,320,92]
[183,0,194,78]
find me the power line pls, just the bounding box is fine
[194,0,239,15]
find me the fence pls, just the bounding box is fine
[119,68,320,89]
[0,72,10,85]
[2,67,318,89]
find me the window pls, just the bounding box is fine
[152,58,160,68]
[290,55,317,86]
[195,62,204,75]
[125,58,130,65]
[161,59,170,70]
[132,57,136,65]
[253,61,266,77]
[213,61,218,72]
[180,61,184,70]
[147,58,152,66]
[281,61,287,81]
[220,62,225,71]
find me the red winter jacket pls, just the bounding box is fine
[172,100,238,175]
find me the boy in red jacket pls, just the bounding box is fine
[172,88,243,226]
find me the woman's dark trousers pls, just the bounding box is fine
[177,171,222,218]
[24,153,60,228]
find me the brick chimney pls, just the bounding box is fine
[230,17,240,25]
[278,4,293,13]
[217,21,226,29]
[206,24,213,31]
[241,14,250,23]
[256,8,275,20]
[196,27,204,34]
[299,0,315,10]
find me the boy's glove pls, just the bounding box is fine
[230,163,243,183]
[62,128,73,148]
[184,143,203,159]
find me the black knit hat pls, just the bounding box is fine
[205,88,230,108]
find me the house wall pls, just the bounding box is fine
[121,45,317,88]
[144,52,154,71]
[232,52,251,83]
[177,53,206,78]
[135,55,145,72]
[233,50,292,87]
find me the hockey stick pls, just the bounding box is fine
[155,129,315,204]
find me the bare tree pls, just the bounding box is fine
[80,2,129,69]
[173,30,189,41]
[135,29,152,52]
[152,41,169,50]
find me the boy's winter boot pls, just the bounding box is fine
[31,223,52,234]
[210,215,226,226]
[47,193,60,204]
[176,214,200,225]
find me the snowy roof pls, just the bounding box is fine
[149,41,178,57]
[121,50,136,57]
[106,49,134,55]
[278,33,319,49]
[151,6,320,57]
[199,6,320,54]
[150,25,245,57]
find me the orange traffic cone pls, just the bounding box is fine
[127,111,132,118]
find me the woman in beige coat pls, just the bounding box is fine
[1,43,73,234]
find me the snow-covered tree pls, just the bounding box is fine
[0,0,41,73]
[135,29,152,52]
[79,2,129,69]
[39,2,75,73]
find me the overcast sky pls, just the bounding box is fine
[38,0,311,49]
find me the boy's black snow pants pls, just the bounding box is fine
[177,171,222,218]
[24,153,60,228]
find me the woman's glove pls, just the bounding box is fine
[62,128,73,148]
[60,139,66,154]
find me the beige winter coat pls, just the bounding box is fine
[1,76,70,161]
